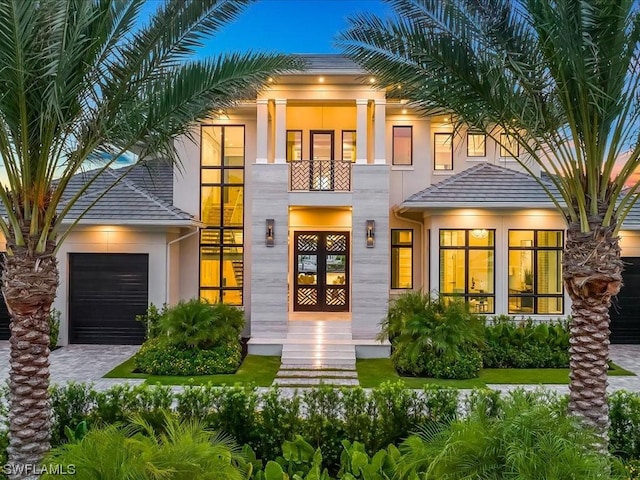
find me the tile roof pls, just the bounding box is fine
[401,162,562,208]
[294,54,363,74]
[57,161,197,226]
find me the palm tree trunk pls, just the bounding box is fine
[3,236,58,480]
[564,215,623,445]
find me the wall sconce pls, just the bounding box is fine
[266,219,274,247]
[366,220,375,248]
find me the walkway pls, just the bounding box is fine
[0,342,639,393]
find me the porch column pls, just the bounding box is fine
[274,98,287,164]
[374,99,386,165]
[355,99,368,164]
[256,99,268,164]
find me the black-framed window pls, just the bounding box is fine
[200,125,244,305]
[392,126,412,165]
[287,130,302,161]
[342,130,356,162]
[508,230,563,314]
[500,132,519,157]
[391,229,413,289]
[434,132,453,170]
[467,132,486,157]
[439,229,495,313]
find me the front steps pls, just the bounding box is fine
[275,320,358,387]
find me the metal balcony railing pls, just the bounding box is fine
[289,159,352,192]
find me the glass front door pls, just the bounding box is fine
[294,231,349,312]
[310,131,334,190]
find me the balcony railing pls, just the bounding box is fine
[289,159,352,192]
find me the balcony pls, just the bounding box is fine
[289,160,352,192]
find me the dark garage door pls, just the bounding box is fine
[69,253,148,344]
[610,257,640,344]
[0,264,10,340]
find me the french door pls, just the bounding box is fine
[310,131,334,191]
[294,231,349,312]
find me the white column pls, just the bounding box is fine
[355,99,368,164]
[374,99,386,165]
[256,99,268,164]
[274,98,287,164]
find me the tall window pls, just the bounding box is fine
[200,125,245,305]
[391,230,413,289]
[287,130,302,161]
[342,130,356,162]
[467,132,486,157]
[392,126,412,165]
[440,229,495,313]
[508,230,563,314]
[500,133,519,157]
[434,132,453,170]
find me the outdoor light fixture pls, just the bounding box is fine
[366,220,375,248]
[266,219,275,247]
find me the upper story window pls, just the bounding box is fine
[287,130,302,161]
[391,229,413,289]
[500,133,519,158]
[440,229,495,313]
[342,130,356,162]
[434,132,453,170]
[467,132,486,157]
[508,230,563,314]
[392,126,412,165]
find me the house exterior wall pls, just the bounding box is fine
[53,226,170,345]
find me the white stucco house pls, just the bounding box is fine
[3,54,638,352]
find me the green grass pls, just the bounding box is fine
[357,358,634,389]
[103,355,281,387]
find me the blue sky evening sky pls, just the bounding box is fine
[145,0,391,55]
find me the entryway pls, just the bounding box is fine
[293,231,349,312]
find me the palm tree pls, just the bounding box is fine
[339,0,640,441]
[0,0,298,475]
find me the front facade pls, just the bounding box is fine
[3,55,638,348]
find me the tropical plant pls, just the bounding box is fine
[0,0,297,472]
[394,390,618,480]
[381,292,485,378]
[158,298,244,349]
[42,411,247,480]
[340,0,640,438]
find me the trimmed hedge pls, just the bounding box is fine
[133,337,241,376]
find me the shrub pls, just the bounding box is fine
[159,299,244,349]
[48,308,60,349]
[395,390,616,480]
[383,292,485,379]
[610,390,640,459]
[50,383,96,447]
[135,303,166,340]
[134,337,241,375]
[42,411,247,480]
[483,316,570,368]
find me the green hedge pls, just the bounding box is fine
[133,337,242,375]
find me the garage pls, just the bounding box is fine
[69,253,148,344]
[610,257,640,344]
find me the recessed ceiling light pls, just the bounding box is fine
[369,77,376,83]
[318,77,325,83]
[267,77,274,83]
[402,109,407,114]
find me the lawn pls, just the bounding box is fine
[104,355,281,387]
[357,358,635,389]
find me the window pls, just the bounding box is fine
[467,132,486,157]
[500,133,519,158]
[392,126,412,165]
[508,230,563,314]
[391,230,413,289]
[434,132,453,170]
[287,130,302,161]
[440,229,495,313]
[342,130,356,162]
[200,125,245,305]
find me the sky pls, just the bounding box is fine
[145,0,391,56]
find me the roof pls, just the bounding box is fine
[401,162,562,209]
[294,54,363,74]
[58,161,198,226]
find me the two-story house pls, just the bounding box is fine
[2,54,637,350]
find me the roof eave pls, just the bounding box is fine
[399,201,561,210]
[59,218,205,228]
